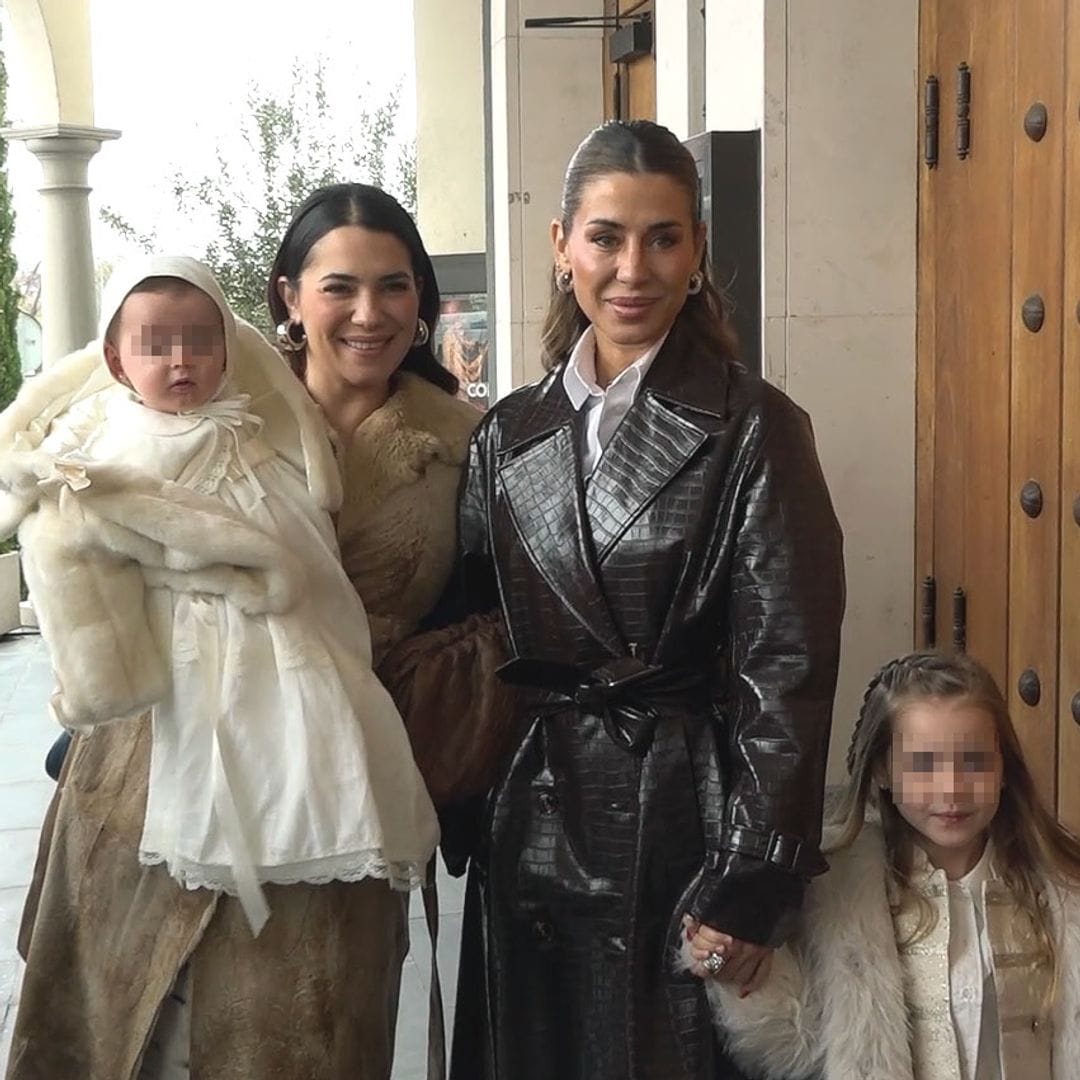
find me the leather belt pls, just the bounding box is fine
[497,654,711,755]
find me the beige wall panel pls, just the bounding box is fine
[415,0,486,253]
[787,314,917,784]
[784,0,918,319]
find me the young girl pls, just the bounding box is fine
[686,651,1080,1080]
[0,255,438,937]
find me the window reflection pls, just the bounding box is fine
[436,293,489,411]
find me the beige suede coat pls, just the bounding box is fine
[6,371,479,1080]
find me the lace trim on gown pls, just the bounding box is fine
[140,847,427,894]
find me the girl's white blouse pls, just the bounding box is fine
[947,844,1003,1080]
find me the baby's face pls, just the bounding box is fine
[105,286,226,412]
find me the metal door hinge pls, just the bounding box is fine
[952,587,967,653]
[924,75,940,168]
[921,576,937,648]
[956,63,972,160]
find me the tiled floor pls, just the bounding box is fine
[0,631,464,1078]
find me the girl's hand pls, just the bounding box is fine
[682,915,773,997]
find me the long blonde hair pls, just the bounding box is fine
[833,650,1080,996]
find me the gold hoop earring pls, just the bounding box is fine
[276,319,307,353]
[687,271,704,295]
[556,268,574,294]
[413,319,430,347]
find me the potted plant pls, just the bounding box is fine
[0,537,21,635]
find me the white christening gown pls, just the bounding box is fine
[41,388,439,932]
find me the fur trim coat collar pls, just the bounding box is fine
[337,372,479,658]
[344,371,474,505]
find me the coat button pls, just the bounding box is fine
[532,919,555,944]
[605,934,627,955]
[538,791,559,815]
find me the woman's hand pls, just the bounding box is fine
[682,915,773,997]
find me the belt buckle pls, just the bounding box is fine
[766,831,801,870]
[593,656,655,692]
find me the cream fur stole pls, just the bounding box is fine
[680,824,1080,1080]
[0,452,304,728]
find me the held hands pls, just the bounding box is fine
[682,914,773,998]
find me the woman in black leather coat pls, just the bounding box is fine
[448,120,845,1080]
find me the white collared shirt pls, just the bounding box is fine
[562,326,668,477]
[947,843,1003,1080]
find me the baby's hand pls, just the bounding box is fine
[682,915,773,997]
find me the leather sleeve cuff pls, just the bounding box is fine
[686,855,807,947]
[686,822,830,946]
[710,824,829,878]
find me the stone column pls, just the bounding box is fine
[703,0,919,783]
[488,1,606,392]
[655,0,706,140]
[2,123,119,365]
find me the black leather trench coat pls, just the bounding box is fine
[448,327,845,1080]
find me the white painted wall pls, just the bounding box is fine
[655,0,705,140]
[704,0,765,131]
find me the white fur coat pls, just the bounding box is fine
[689,824,1080,1080]
[1,450,305,727]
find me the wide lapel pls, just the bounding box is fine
[585,329,729,563]
[496,374,625,656]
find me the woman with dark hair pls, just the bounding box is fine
[268,183,456,392]
[267,183,478,659]
[448,120,846,1079]
[8,184,480,1080]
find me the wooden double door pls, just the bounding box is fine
[918,0,1080,827]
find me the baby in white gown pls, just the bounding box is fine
[0,255,438,934]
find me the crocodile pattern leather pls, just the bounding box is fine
[449,324,846,1080]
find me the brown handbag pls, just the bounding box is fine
[377,612,523,808]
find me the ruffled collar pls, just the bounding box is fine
[911,834,998,890]
[109,383,259,437]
